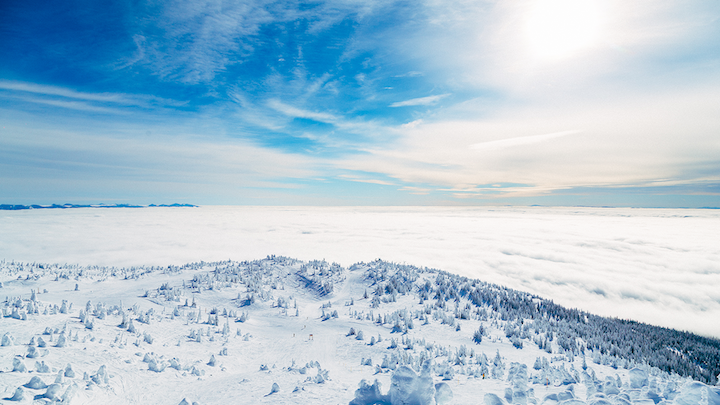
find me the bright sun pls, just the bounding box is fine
[525,0,602,60]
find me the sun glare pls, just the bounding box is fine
[525,0,602,60]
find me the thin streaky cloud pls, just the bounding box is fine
[470,130,582,151]
[338,175,396,186]
[393,71,424,78]
[399,186,432,195]
[390,94,450,107]
[264,99,390,147]
[14,96,129,115]
[0,80,130,103]
[267,99,338,123]
[0,80,187,108]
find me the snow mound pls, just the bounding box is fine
[484,393,506,405]
[26,345,40,358]
[5,387,25,401]
[389,366,436,405]
[350,365,451,405]
[23,376,47,389]
[434,383,453,405]
[149,358,167,372]
[350,380,387,405]
[35,360,50,373]
[42,383,63,401]
[64,363,75,378]
[12,357,27,372]
[628,368,648,388]
[91,365,110,384]
[55,332,67,347]
[673,381,720,405]
[1,332,14,346]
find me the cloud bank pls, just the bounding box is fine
[1,206,718,338]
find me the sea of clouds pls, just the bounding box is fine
[1,206,719,338]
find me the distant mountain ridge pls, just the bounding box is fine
[0,203,197,210]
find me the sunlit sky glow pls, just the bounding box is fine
[1,0,719,206]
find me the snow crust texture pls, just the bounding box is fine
[1,256,719,404]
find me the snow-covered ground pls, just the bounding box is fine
[2,257,717,405]
[1,206,719,338]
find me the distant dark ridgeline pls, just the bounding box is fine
[0,203,197,210]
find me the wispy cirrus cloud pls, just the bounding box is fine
[128,1,272,84]
[266,99,338,123]
[262,98,397,150]
[393,71,423,78]
[11,96,129,115]
[0,80,136,104]
[390,93,450,107]
[337,174,396,186]
[128,0,392,85]
[470,130,581,151]
[0,80,187,111]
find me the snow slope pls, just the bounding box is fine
[1,257,718,404]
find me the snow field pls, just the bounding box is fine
[1,257,719,404]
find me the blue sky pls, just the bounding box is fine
[1,0,719,206]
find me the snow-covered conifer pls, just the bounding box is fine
[12,357,27,372]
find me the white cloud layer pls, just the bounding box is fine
[0,118,317,202]
[1,207,718,338]
[340,83,720,197]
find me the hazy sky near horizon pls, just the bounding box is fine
[1,0,720,206]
